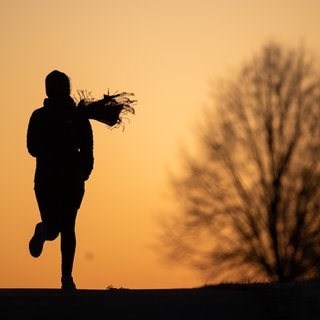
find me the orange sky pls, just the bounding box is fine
[1,0,320,289]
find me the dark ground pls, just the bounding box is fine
[1,281,320,319]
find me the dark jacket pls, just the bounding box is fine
[27,97,94,185]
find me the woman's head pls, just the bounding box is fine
[45,70,70,98]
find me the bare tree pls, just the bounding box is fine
[162,42,320,283]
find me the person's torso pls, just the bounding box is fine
[34,106,83,182]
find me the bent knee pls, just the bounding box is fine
[47,230,59,240]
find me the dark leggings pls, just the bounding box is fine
[35,181,84,276]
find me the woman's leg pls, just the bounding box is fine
[35,185,60,239]
[30,184,59,257]
[60,209,77,277]
[60,182,84,289]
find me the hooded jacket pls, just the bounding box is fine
[27,96,94,185]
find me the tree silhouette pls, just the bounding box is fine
[162,42,320,283]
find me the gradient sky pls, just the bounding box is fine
[1,0,320,289]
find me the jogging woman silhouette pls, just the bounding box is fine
[27,70,94,290]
